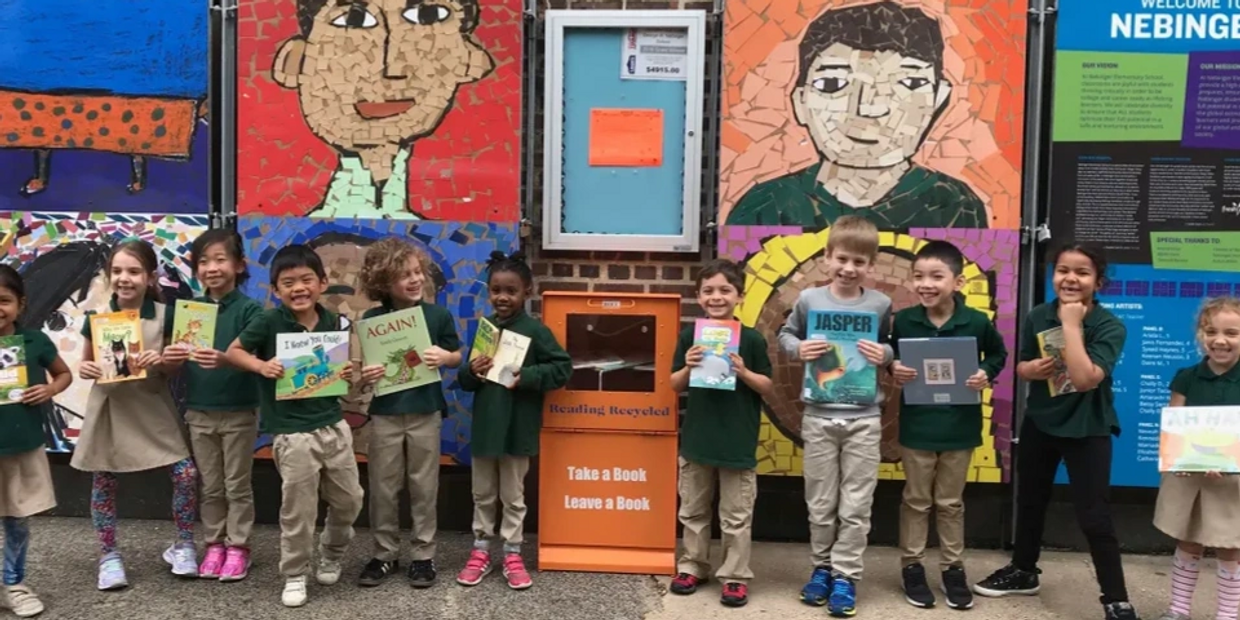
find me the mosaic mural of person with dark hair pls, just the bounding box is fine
[271,0,495,219]
[725,1,987,229]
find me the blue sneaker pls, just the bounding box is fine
[828,575,857,617]
[800,565,832,606]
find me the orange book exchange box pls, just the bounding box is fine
[538,292,681,575]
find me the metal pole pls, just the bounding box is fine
[217,0,238,227]
[522,0,540,234]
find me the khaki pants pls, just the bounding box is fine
[272,420,365,577]
[802,415,881,580]
[186,409,259,548]
[471,455,530,551]
[898,447,973,569]
[676,457,757,583]
[368,413,441,562]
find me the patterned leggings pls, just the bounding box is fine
[2,517,29,586]
[91,457,199,554]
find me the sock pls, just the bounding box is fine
[1169,547,1201,617]
[1218,560,1240,620]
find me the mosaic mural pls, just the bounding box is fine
[719,0,1026,230]
[0,212,207,452]
[0,1,209,213]
[238,216,519,465]
[720,226,1018,482]
[237,0,522,221]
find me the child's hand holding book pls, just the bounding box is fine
[799,340,829,361]
[133,350,161,371]
[965,369,990,391]
[891,361,917,385]
[1020,357,1056,381]
[856,340,885,366]
[191,348,223,369]
[684,345,705,367]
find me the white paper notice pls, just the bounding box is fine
[621,28,689,81]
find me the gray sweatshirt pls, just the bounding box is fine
[778,286,894,419]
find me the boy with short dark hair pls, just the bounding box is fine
[778,215,894,617]
[889,240,1008,611]
[225,244,365,608]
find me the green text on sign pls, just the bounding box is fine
[1151,232,1240,272]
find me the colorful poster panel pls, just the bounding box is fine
[238,216,519,465]
[719,0,1026,230]
[720,227,1019,483]
[236,0,523,221]
[0,212,207,452]
[0,1,209,214]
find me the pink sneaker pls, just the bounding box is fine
[199,544,226,579]
[456,549,492,586]
[218,547,251,582]
[503,553,532,590]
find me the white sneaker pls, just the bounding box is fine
[1,584,46,618]
[315,559,342,586]
[282,576,308,608]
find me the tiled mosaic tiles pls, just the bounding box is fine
[719,0,1026,230]
[236,0,522,221]
[719,224,1018,483]
[237,215,518,465]
[0,212,207,452]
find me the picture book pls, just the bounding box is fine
[357,307,439,397]
[898,337,980,406]
[275,331,350,401]
[1159,406,1240,474]
[0,335,28,405]
[90,311,146,384]
[689,318,740,390]
[802,310,879,404]
[1037,326,1076,397]
[171,300,218,351]
[486,329,532,387]
[470,317,499,362]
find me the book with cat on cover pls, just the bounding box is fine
[485,329,531,387]
[357,306,439,397]
[0,335,29,405]
[1159,406,1240,474]
[689,319,741,391]
[171,300,218,351]
[469,317,499,362]
[275,331,350,401]
[90,311,146,384]
[1037,326,1076,397]
[802,310,879,405]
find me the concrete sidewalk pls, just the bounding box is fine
[9,517,1199,619]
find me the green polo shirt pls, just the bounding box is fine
[184,289,264,411]
[0,328,60,456]
[362,301,460,416]
[892,295,1009,451]
[1020,300,1126,438]
[672,325,773,469]
[237,304,344,435]
[725,163,988,229]
[80,295,173,341]
[1170,361,1240,407]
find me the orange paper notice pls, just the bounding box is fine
[588,108,663,167]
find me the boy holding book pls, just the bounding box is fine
[778,215,893,617]
[889,240,1008,610]
[669,259,773,608]
[226,245,365,608]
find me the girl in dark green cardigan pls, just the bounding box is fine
[455,252,571,591]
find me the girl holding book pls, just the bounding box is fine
[72,239,199,590]
[0,264,73,618]
[355,238,462,588]
[456,251,571,591]
[1152,296,1240,620]
[972,242,1139,620]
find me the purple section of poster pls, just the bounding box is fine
[0,122,209,213]
[1182,51,1240,150]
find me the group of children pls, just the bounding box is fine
[1,217,1239,620]
[0,229,571,616]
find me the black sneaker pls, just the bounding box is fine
[941,566,974,609]
[407,560,437,588]
[357,558,399,587]
[720,582,749,608]
[1104,601,1140,620]
[972,563,1040,598]
[902,563,936,608]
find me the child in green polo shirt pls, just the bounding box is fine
[889,241,1007,610]
[972,242,1138,620]
[668,259,773,609]
[226,244,365,609]
[1152,297,1240,620]
[0,264,73,618]
[354,238,462,589]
